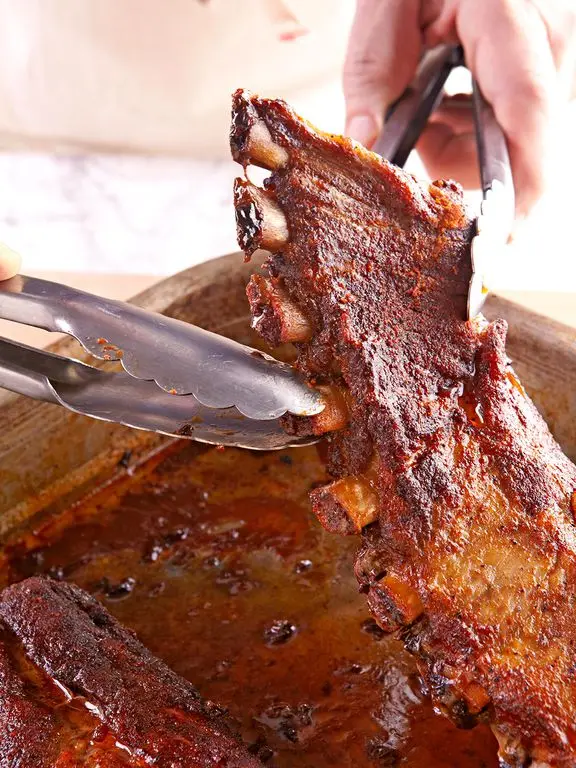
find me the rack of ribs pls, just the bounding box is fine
[0,576,260,767]
[231,88,576,768]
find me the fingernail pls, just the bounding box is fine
[346,115,379,148]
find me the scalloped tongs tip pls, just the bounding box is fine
[0,263,323,450]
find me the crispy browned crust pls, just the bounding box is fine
[0,631,62,767]
[232,88,576,768]
[0,577,260,768]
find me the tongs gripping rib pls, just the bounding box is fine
[0,336,317,450]
[0,275,324,421]
[374,44,515,320]
[373,45,463,165]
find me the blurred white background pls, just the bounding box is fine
[0,0,573,294]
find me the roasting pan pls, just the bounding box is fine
[0,251,575,766]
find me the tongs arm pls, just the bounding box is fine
[374,44,515,319]
[373,45,461,165]
[472,81,514,201]
[468,81,515,318]
[0,337,65,405]
[0,336,317,450]
[0,274,323,421]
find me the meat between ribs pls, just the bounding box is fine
[231,88,576,768]
[0,576,259,767]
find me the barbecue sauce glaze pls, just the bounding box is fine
[3,442,497,767]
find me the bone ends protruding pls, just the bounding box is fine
[234,179,289,257]
[282,384,349,437]
[311,476,378,535]
[247,274,312,346]
[311,385,350,435]
[231,89,288,170]
[244,120,289,170]
[462,681,490,715]
[367,573,424,630]
[281,384,349,441]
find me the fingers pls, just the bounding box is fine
[453,0,559,217]
[343,0,422,147]
[416,96,480,188]
[528,0,576,98]
[0,243,21,281]
[344,0,571,217]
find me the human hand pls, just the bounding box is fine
[344,0,576,218]
[0,243,20,281]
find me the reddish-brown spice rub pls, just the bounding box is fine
[0,577,260,768]
[0,630,67,767]
[232,88,576,768]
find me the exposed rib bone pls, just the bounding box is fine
[281,384,349,437]
[367,573,424,629]
[234,179,289,256]
[310,475,378,535]
[247,274,312,345]
[310,385,349,434]
[462,681,491,715]
[244,120,289,170]
[231,90,289,170]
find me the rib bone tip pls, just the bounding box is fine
[310,385,349,434]
[369,573,424,627]
[234,179,289,256]
[231,91,288,171]
[311,475,378,535]
[247,275,312,345]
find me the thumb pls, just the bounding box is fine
[343,0,422,147]
[0,243,21,281]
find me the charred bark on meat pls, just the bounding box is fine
[232,88,576,768]
[0,577,260,768]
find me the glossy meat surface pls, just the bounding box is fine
[3,442,498,767]
[232,89,576,767]
[0,576,259,768]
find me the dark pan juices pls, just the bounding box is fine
[3,442,497,767]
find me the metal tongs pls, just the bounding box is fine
[0,47,513,449]
[0,271,323,450]
[373,45,515,319]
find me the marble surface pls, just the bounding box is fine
[0,142,574,295]
[0,154,240,276]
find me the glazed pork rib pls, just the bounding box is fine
[0,576,259,768]
[231,89,576,768]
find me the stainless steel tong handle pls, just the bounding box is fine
[373,45,460,164]
[0,275,323,421]
[468,81,515,318]
[472,80,514,201]
[374,44,515,320]
[0,336,316,450]
[0,337,63,405]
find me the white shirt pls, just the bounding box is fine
[0,0,573,290]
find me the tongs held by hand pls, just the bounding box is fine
[373,45,515,319]
[0,271,323,450]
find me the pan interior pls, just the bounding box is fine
[2,439,497,767]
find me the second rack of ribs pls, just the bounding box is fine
[231,89,576,768]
